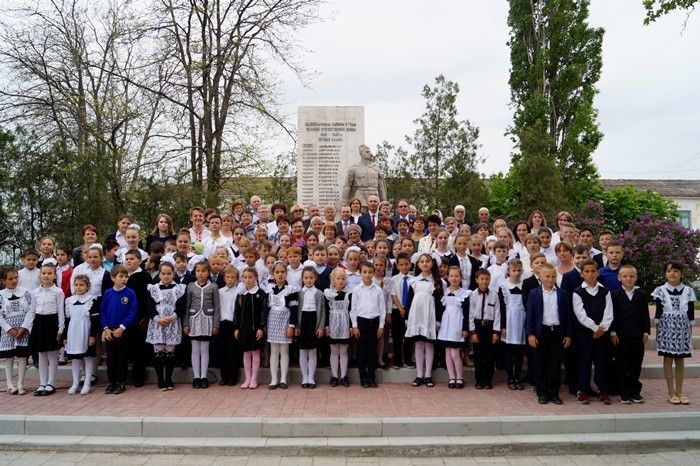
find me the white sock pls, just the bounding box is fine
[308,349,317,384]
[191,341,201,379]
[47,350,58,387]
[83,357,96,389]
[415,341,425,378]
[280,344,289,384]
[38,352,49,386]
[71,360,81,389]
[270,343,280,385]
[299,349,309,384]
[17,358,27,388]
[4,358,15,388]
[330,344,340,378]
[424,343,435,378]
[199,341,210,379]
[339,345,349,378]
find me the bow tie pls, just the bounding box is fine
[7,294,19,301]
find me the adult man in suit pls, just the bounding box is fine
[336,205,355,237]
[391,199,412,233]
[357,195,380,242]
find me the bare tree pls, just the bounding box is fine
[0,0,169,211]
[147,0,321,206]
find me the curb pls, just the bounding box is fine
[2,412,699,438]
[0,431,698,457]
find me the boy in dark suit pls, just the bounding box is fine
[526,263,572,405]
[610,265,650,404]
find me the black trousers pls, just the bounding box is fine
[106,330,129,385]
[357,316,379,382]
[505,343,525,383]
[535,325,563,398]
[616,335,644,398]
[563,334,578,393]
[391,309,413,366]
[473,320,495,385]
[217,320,239,383]
[576,329,609,394]
[128,324,150,384]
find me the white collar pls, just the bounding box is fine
[665,283,683,292]
[243,285,260,294]
[583,281,601,291]
[0,287,27,298]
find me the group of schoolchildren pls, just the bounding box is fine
[0,203,696,407]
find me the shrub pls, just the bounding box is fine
[619,213,700,294]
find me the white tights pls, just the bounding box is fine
[191,340,210,379]
[38,351,58,388]
[4,357,27,388]
[269,343,290,385]
[299,348,317,384]
[414,341,434,378]
[70,357,96,390]
[445,347,463,381]
[330,344,348,378]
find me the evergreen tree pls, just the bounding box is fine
[402,75,486,213]
[507,0,604,213]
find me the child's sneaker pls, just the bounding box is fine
[620,396,632,404]
[67,385,79,395]
[80,384,91,395]
[17,386,26,396]
[630,393,644,404]
[577,391,589,404]
[598,392,612,405]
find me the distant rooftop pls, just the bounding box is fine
[600,179,700,198]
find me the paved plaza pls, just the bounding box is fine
[2,450,700,465]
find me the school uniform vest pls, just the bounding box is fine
[573,287,608,326]
[611,289,650,338]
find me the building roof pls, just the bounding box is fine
[600,179,700,198]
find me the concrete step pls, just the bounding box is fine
[25,360,700,386]
[1,412,699,438]
[1,414,699,456]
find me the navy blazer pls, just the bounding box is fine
[357,212,378,242]
[526,286,573,338]
[559,268,583,294]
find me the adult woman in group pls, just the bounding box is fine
[512,221,531,258]
[349,197,363,224]
[410,216,427,251]
[72,224,98,266]
[551,211,574,246]
[527,210,548,232]
[346,224,363,248]
[378,201,392,220]
[555,241,575,286]
[322,222,337,246]
[146,213,176,252]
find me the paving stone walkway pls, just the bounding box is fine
[0,377,697,418]
[2,449,700,465]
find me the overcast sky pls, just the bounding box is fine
[279,0,700,180]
